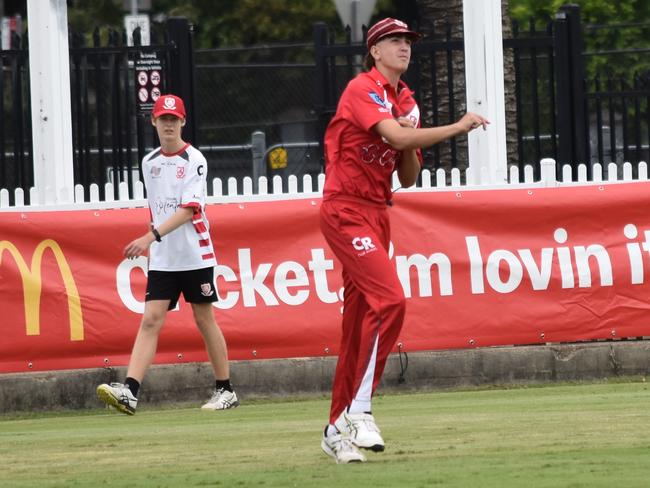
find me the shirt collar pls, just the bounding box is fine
[367,67,412,98]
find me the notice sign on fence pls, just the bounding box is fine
[124,14,150,46]
[134,51,163,115]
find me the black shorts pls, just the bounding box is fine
[146,267,218,311]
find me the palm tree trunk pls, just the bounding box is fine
[415,0,517,173]
[501,0,519,168]
[417,0,467,172]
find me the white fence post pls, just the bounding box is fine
[26,0,74,204]
[463,0,508,184]
[539,158,557,186]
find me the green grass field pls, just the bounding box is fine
[1,380,649,487]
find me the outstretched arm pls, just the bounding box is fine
[375,112,490,151]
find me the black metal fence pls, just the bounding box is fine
[68,27,176,200]
[0,32,31,195]
[0,18,195,204]
[1,6,649,201]
[509,19,557,172]
[193,42,322,183]
[583,20,650,176]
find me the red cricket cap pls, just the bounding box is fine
[152,94,186,118]
[366,18,421,49]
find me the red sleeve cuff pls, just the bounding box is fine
[181,202,200,214]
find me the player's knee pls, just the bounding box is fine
[140,314,164,333]
[384,293,406,315]
[192,305,216,332]
[193,316,213,334]
[395,296,406,315]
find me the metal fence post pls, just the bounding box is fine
[554,4,587,175]
[554,10,572,169]
[251,131,266,192]
[166,17,197,145]
[563,4,588,168]
[313,22,329,166]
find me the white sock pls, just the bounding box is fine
[348,336,378,415]
[326,424,338,437]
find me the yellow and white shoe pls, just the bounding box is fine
[96,383,137,415]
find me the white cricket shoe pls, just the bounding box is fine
[96,383,138,415]
[335,411,385,452]
[201,388,240,410]
[321,429,366,464]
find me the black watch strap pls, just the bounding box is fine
[152,228,162,242]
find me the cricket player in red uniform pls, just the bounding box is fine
[319,18,489,464]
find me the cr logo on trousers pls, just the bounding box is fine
[352,237,376,251]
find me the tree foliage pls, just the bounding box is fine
[66,0,123,32]
[65,0,398,47]
[509,0,650,77]
[150,0,340,48]
[509,0,650,24]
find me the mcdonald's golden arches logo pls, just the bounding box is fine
[0,239,83,341]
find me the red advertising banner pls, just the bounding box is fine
[2,183,650,374]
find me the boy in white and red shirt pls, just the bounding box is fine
[320,18,489,464]
[97,94,238,414]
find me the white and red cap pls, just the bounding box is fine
[366,18,421,49]
[152,94,186,118]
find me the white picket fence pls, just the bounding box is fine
[1,158,648,212]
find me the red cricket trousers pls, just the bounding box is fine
[320,198,406,424]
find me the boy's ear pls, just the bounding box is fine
[151,115,156,127]
[181,118,186,127]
